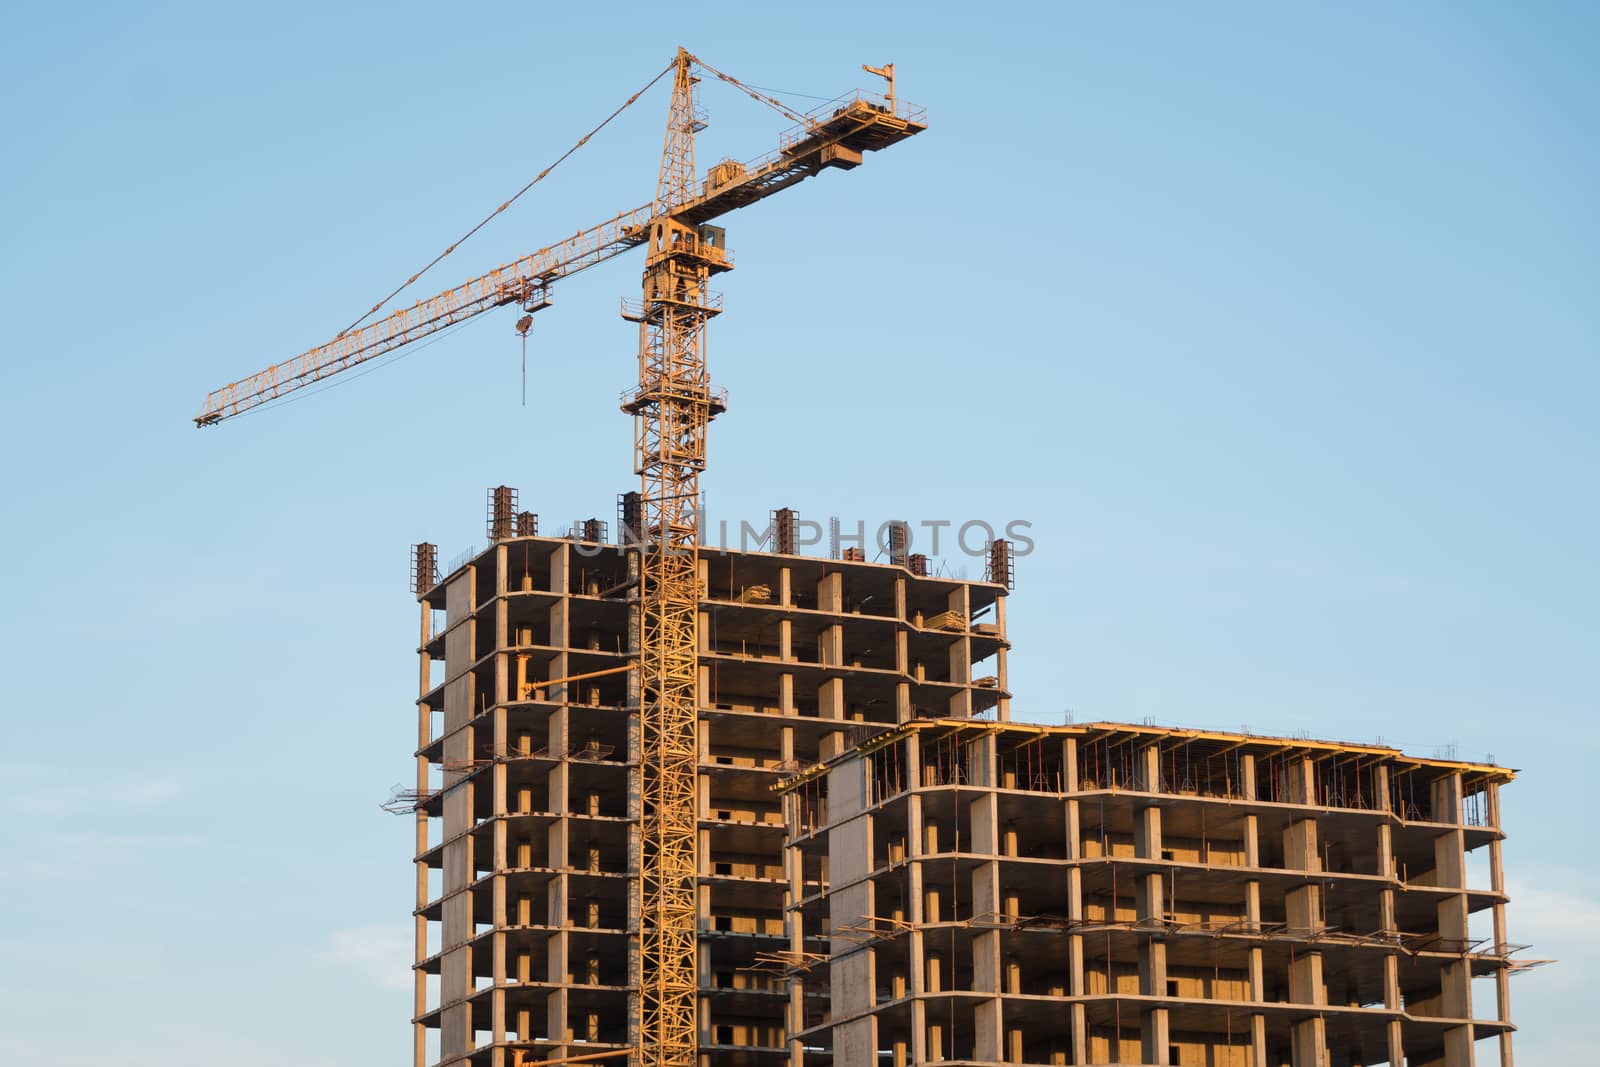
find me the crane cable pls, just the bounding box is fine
[334,56,678,342]
[340,53,823,344]
[690,54,814,130]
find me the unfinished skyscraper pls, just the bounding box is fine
[779,721,1523,1067]
[404,495,1527,1067]
[407,500,1010,1067]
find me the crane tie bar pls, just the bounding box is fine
[690,54,812,129]
[333,57,677,342]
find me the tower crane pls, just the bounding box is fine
[195,49,925,1067]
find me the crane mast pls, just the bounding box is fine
[193,50,925,1067]
[625,49,720,1067]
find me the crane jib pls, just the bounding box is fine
[194,90,922,429]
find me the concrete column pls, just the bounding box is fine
[993,593,1009,722]
[1064,738,1087,1061]
[785,787,808,1067]
[494,541,509,682]
[894,622,909,685]
[1282,756,1328,1067]
[1290,1017,1328,1066]
[1135,743,1169,1064]
[490,569,511,1067]
[1230,755,1268,1063]
[1005,1024,1024,1063]
[415,598,432,1067]
[893,551,911,720]
[817,572,843,666]
[906,772,928,1066]
[1488,781,1514,1067]
[1141,1004,1171,1065]
[623,548,642,1057]
[491,935,506,1067]
[819,677,845,721]
[1430,772,1475,1065]
[946,586,972,717]
[818,750,877,1063]
[1068,857,1088,1060]
[1371,764,1404,1066]
[970,778,1003,1062]
[493,544,510,1003]
[438,569,477,1065]
[549,542,568,596]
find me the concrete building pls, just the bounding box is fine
[779,720,1521,1067]
[406,490,1524,1067]
[407,497,1010,1067]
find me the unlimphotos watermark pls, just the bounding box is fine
[574,513,1033,559]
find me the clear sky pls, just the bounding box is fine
[1,2,1594,1064]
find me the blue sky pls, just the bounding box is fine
[1,2,1594,1063]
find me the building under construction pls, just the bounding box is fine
[404,494,1526,1067]
[779,722,1524,1067]
[182,37,1530,1067]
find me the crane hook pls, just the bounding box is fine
[515,315,534,406]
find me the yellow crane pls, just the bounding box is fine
[195,49,924,1067]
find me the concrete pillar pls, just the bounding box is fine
[1281,756,1328,1067]
[1291,1016,1328,1066]
[946,585,972,717]
[1443,1025,1475,1067]
[819,676,845,720]
[414,596,432,1067]
[1432,771,1476,1065]
[1369,764,1405,1066]
[993,592,1010,722]
[894,582,910,715]
[1488,781,1514,1067]
[785,764,807,1067]
[906,768,929,1066]
[1067,845,1088,1058]
[970,779,1003,1062]
[1135,742,1169,1064]
[492,541,510,1067]
[438,565,478,1064]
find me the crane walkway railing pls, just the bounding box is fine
[778,89,927,151]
